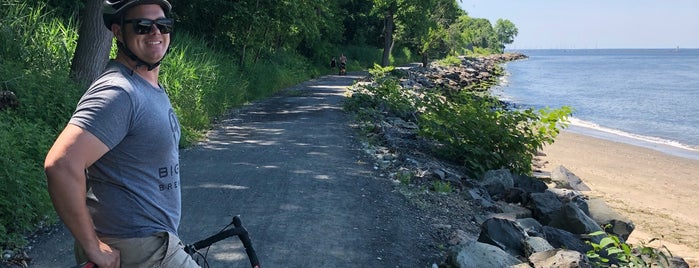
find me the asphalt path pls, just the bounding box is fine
[28,72,439,267]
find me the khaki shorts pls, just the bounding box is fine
[75,232,200,268]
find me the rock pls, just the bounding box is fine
[480,169,515,198]
[494,201,532,219]
[526,191,563,225]
[516,218,544,237]
[513,174,548,194]
[443,240,523,268]
[528,249,590,268]
[462,182,499,212]
[548,202,604,236]
[477,217,527,256]
[586,197,635,241]
[523,236,554,257]
[551,165,591,191]
[541,226,592,254]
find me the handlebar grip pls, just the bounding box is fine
[233,215,260,268]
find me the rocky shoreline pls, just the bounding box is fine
[347,53,691,267]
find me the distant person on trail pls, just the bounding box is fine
[330,56,337,71]
[44,0,200,267]
[339,53,347,65]
[338,53,347,75]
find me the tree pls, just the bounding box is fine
[372,0,437,66]
[494,18,518,52]
[69,0,112,84]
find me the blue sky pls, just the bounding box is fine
[457,0,699,49]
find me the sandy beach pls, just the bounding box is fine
[540,131,699,266]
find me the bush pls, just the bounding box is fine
[586,230,674,267]
[419,91,571,177]
[346,64,571,178]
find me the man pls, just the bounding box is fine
[44,1,199,267]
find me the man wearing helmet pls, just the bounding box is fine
[45,1,199,267]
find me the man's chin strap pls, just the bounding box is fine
[117,41,162,71]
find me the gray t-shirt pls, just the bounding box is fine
[69,61,182,238]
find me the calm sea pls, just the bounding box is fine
[493,49,699,160]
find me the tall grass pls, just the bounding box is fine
[161,32,248,146]
[0,2,81,250]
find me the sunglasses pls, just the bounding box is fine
[123,18,174,35]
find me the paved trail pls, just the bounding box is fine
[28,73,440,267]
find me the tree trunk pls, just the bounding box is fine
[381,9,394,67]
[421,52,428,68]
[69,0,112,85]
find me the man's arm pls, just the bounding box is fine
[44,124,120,268]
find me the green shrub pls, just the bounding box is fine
[586,230,674,267]
[432,181,452,193]
[436,55,462,66]
[419,91,571,177]
[347,64,571,178]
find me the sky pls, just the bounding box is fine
[457,0,699,49]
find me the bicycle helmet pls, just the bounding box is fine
[103,0,172,30]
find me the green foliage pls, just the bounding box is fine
[396,171,413,185]
[0,113,57,250]
[368,64,396,79]
[355,66,417,120]
[419,92,571,176]
[494,19,518,52]
[161,33,247,146]
[586,230,674,267]
[347,64,571,178]
[436,55,462,66]
[0,2,83,250]
[431,181,453,193]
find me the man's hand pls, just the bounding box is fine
[86,241,120,268]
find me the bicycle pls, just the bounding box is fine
[76,215,260,268]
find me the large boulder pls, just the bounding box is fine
[541,226,592,254]
[477,217,527,256]
[480,169,515,198]
[551,165,591,191]
[548,202,604,236]
[526,191,563,225]
[443,240,523,268]
[586,197,635,241]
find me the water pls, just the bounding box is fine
[493,49,699,160]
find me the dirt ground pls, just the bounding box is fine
[540,131,699,267]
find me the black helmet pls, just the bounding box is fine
[103,0,172,30]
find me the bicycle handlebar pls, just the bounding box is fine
[185,215,260,268]
[75,215,259,268]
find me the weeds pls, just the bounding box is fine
[586,230,674,267]
[432,181,453,193]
